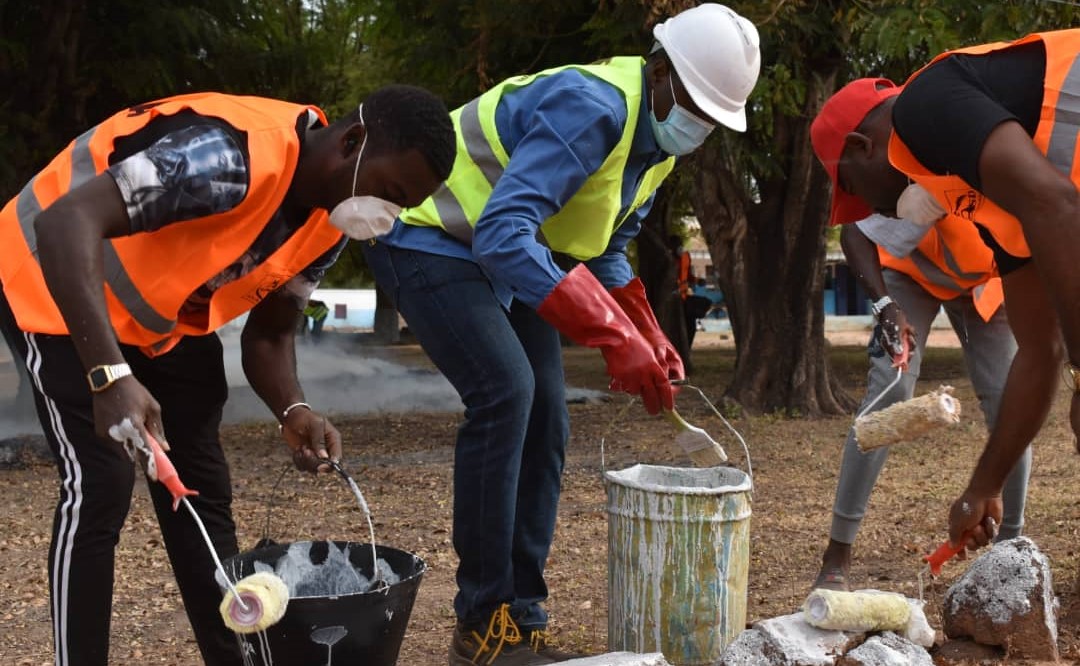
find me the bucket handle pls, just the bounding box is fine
[257,459,388,589]
[675,381,753,485]
[600,381,753,490]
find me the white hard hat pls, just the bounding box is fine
[653,3,761,132]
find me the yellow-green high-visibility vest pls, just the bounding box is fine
[400,56,676,261]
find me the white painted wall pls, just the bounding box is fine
[221,288,378,332]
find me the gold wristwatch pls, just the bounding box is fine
[87,362,132,392]
[1067,363,1080,393]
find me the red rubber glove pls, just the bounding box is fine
[610,277,686,382]
[538,265,673,414]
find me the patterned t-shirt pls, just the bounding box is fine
[106,110,346,325]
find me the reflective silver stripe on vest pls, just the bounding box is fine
[15,177,43,254]
[459,98,503,188]
[1047,54,1080,176]
[430,97,511,244]
[909,249,965,294]
[16,127,98,255]
[102,241,176,335]
[430,184,474,243]
[935,238,983,282]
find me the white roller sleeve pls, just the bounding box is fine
[803,589,934,647]
[854,385,961,451]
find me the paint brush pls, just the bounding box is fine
[664,408,728,466]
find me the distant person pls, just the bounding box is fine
[671,234,693,299]
[670,235,710,346]
[0,87,454,666]
[809,26,1080,555]
[684,277,713,344]
[362,4,760,663]
[302,298,330,341]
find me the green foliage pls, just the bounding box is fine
[322,240,374,287]
[851,0,1080,80]
[366,0,653,105]
[4,0,1080,289]
[0,0,375,198]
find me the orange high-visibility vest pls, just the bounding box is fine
[0,92,342,357]
[889,29,1080,260]
[878,214,1003,321]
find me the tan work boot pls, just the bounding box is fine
[449,604,556,665]
[526,628,587,662]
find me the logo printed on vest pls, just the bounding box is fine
[244,273,290,304]
[945,188,981,221]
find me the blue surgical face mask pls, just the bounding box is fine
[649,76,715,156]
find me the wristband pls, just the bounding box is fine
[870,295,894,318]
[280,401,312,423]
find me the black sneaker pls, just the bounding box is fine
[526,629,588,662]
[448,604,556,665]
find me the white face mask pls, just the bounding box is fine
[649,76,715,156]
[327,104,403,240]
[895,182,946,227]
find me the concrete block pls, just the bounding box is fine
[754,612,864,665]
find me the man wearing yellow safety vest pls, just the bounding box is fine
[0,86,454,666]
[363,4,760,664]
[811,30,1080,560]
[808,78,1031,591]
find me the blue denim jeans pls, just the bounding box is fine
[363,242,570,630]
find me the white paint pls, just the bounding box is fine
[559,653,671,666]
[107,416,156,475]
[754,613,855,664]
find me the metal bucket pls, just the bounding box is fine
[223,540,425,666]
[605,463,751,665]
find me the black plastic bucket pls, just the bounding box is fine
[223,540,425,666]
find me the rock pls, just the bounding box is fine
[719,628,772,665]
[932,638,1005,665]
[718,613,864,665]
[837,632,933,665]
[942,536,1059,660]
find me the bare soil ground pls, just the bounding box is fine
[2,330,1079,665]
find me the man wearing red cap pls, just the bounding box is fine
[808,78,1031,590]
[810,30,1078,556]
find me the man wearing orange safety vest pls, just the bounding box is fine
[0,87,453,666]
[808,80,1032,590]
[812,29,1080,559]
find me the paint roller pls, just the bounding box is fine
[853,384,962,451]
[143,433,289,633]
[802,588,935,647]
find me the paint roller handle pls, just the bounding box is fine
[146,432,199,511]
[922,531,971,576]
[891,330,911,371]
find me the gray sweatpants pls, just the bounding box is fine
[830,269,1031,544]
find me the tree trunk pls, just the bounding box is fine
[692,71,854,416]
[372,286,400,344]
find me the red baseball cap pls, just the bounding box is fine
[810,78,902,226]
